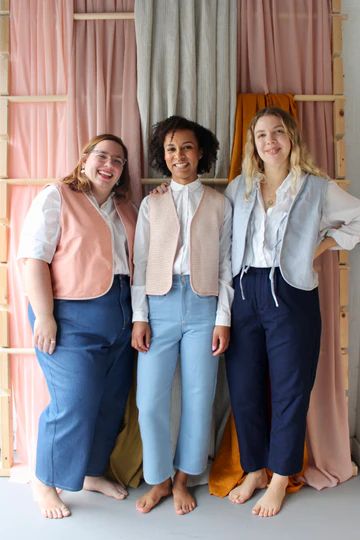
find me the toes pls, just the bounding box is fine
[114,491,126,501]
[61,505,71,517]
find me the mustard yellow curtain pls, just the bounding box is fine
[107,368,143,488]
[209,93,305,497]
[228,93,297,181]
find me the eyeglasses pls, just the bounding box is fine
[90,150,127,167]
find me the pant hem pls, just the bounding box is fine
[35,474,83,492]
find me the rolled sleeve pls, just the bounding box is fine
[17,185,61,263]
[131,197,150,322]
[321,181,360,251]
[216,197,234,326]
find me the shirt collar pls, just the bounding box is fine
[87,191,114,210]
[170,178,203,192]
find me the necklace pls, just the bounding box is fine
[261,184,276,210]
[265,198,275,209]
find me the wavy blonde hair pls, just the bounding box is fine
[242,107,327,196]
[62,133,130,200]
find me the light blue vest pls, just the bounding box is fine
[228,174,328,290]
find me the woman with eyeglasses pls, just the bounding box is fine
[18,134,137,519]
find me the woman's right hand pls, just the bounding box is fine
[131,321,151,352]
[33,314,57,355]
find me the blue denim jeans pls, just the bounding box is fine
[136,275,219,485]
[29,275,133,491]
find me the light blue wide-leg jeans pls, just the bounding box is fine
[136,276,219,485]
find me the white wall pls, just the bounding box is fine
[343,0,360,464]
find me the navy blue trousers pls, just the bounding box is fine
[226,268,321,476]
[29,275,133,491]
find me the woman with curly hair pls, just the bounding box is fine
[18,134,137,518]
[225,107,360,517]
[131,116,233,515]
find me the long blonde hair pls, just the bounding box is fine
[62,133,130,199]
[242,107,327,196]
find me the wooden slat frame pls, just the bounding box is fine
[0,263,7,305]
[331,0,349,399]
[0,352,12,474]
[0,0,10,476]
[1,0,356,478]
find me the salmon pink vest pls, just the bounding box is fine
[146,186,225,296]
[50,183,137,300]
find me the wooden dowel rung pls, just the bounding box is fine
[141,177,229,186]
[1,177,351,187]
[74,12,134,20]
[294,94,340,102]
[1,95,345,105]
[6,95,67,103]
[0,347,34,354]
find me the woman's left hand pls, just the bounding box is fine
[313,236,337,260]
[212,325,230,356]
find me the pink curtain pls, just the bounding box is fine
[237,0,352,488]
[8,0,142,477]
[66,0,142,203]
[8,0,72,474]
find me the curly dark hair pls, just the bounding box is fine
[149,116,219,176]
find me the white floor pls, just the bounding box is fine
[1,474,360,540]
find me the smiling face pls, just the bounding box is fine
[254,115,292,174]
[163,129,203,185]
[83,139,125,204]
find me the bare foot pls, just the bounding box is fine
[172,471,196,515]
[83,475,128,500]
[136,479,172,513]
[32,477,71,519]
[228,469,268,504]
[252,473,288,517]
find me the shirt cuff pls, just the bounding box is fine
[215,310,231,327]
[132,311,149,323]
[326,229,359,251]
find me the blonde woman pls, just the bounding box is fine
[225,107,360,517]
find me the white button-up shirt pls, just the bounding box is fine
[17,184,130,275]
[132,179,234,326]
[230,174,360,268]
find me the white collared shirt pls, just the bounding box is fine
[132,178,234,326]
[17,184,130,275]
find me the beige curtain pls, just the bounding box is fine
[135,0,237,177]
